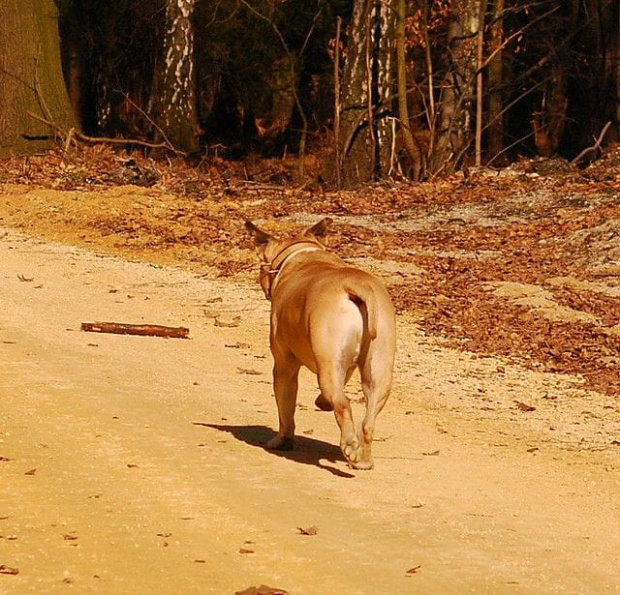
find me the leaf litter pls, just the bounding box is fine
[2,147,620,409]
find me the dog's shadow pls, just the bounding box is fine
[194,423,355,479]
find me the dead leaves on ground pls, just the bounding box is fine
[3,147,620,398]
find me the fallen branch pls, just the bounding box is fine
[27,111,183,154]
[81,321,189,339]
[570,121,612,166]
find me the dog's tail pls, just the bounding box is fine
[344,281,379,339]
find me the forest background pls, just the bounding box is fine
[1,0,619,188]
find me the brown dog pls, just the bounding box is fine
[246,218,396,470]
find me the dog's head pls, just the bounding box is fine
[245,218,333,299]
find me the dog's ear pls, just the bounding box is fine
[306,217,333,238]
[245,220,272,246]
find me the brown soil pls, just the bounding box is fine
[1,149,619,593]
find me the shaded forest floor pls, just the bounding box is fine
[2,145,620,408]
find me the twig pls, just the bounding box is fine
[26,111,180,152]
[118,91,180,154]
[333,16,342,188]
[570,121,612,166]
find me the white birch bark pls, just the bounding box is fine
[431,0,486,174]
[157,0,199,152]
[337,0,396,188]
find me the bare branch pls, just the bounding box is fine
[570,122,613,166]
[26,111,182,153]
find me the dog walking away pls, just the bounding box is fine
[246,218,396,470]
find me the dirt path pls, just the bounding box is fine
[1,227,619,594]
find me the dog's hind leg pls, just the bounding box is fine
[314,366,355,412]
[267,356,301,451]
[314,392,333,411]
[317,365,363,468]
[358,348,394,469]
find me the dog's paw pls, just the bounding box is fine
[341,439,374,470]
[342,439,361,463]
[349,457,374,471]
[266,434,294,451]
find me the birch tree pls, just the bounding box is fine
[337,0,397,188]
[0,0,77,156]
[430,0,486,174]
[156,0,200,153]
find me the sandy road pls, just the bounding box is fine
[1,228,619,594]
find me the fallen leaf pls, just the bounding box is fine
[235,586,289,595]
[406,565,421,575]
[296,526,318,536]
[237,368,262,376]
[514,400,536,412]
[214,316,241,328]
[226,342,250,349]
[0,565,19,575]
[24,468,37,476]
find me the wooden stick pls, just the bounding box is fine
[81,322,189,339]
[27,111,182,153]
[570,121,612,166]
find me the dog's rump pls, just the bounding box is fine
[341,277,390,340]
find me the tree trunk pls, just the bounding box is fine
[254,55,298,147]
[430,0,485,175]
[487,0,505,164]
[397,0,423,180]
[474,0,489,166]
[337,0,396,188]
[0,0,77,157]
[155,0,200,153]
[532,0,579,157]
[614,2,620,125]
